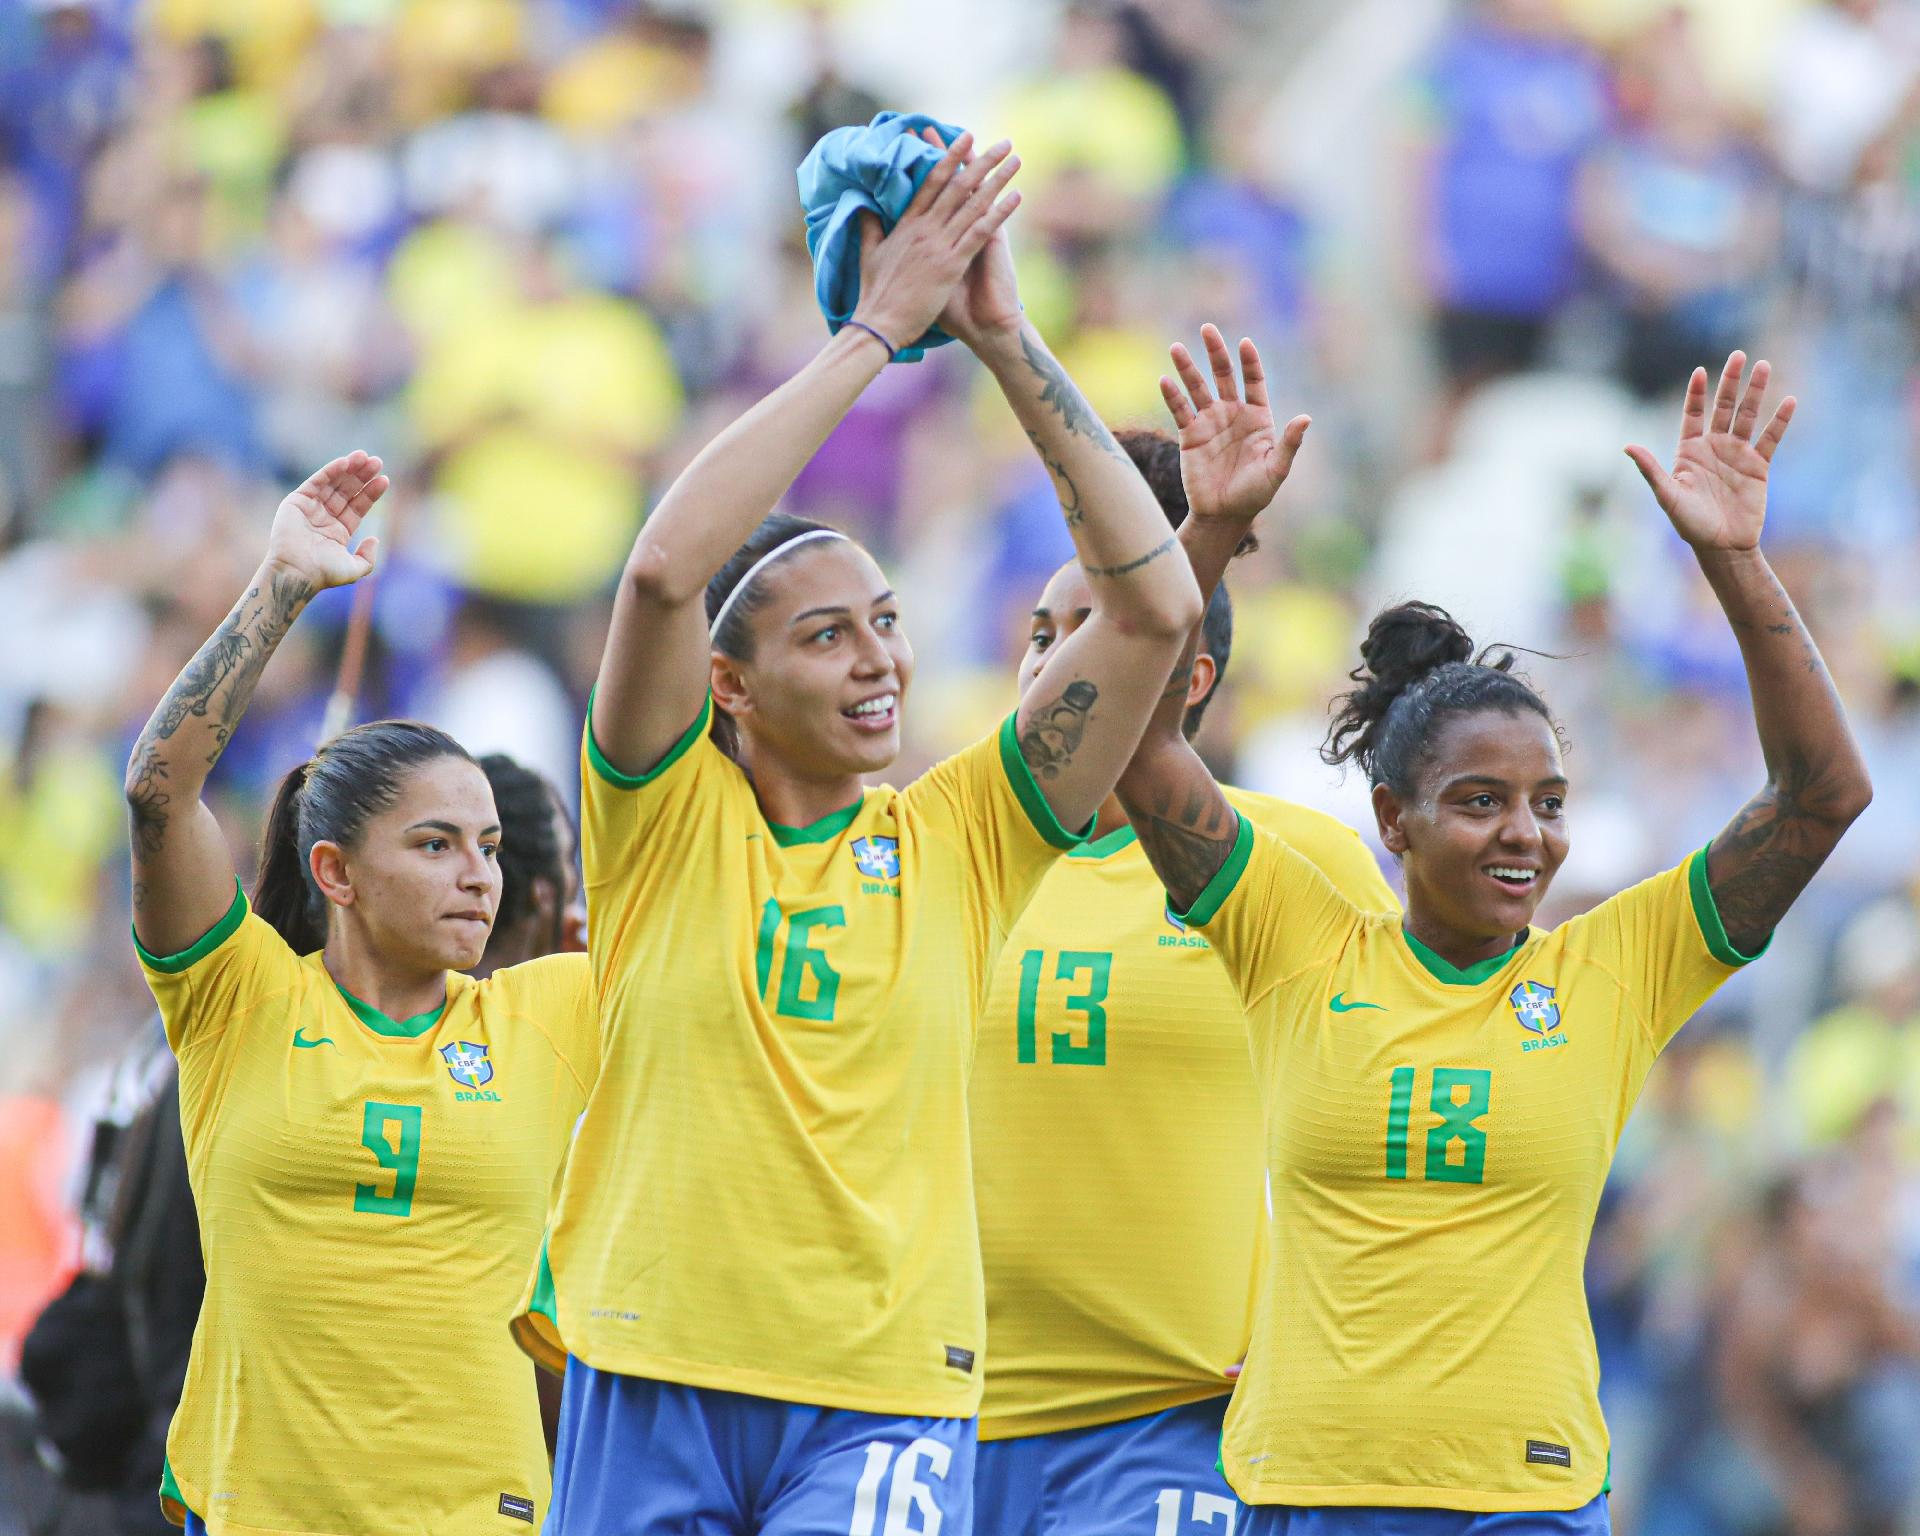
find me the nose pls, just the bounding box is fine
[459,843,497,894]
[1496,803,1543,851]
[851,622,893,677]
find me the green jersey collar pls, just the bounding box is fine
[1400,925,1530,987]
[334,978,449,1038]
[766,795,865,847]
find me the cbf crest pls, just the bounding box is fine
[851,835,900,881]
[1510,981,1560,1036]
[440,1040,494,1089]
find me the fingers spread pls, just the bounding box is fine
[1202,323,1238,402]
[1169,341,1214,411]
[1160,375,1195,429]
[1239,337,1268,408]
[1624,444,1676,508]
[1678,366,1710,442]
[1709,351,1745,436]
[1756,396,1797,462]
[1732,358,1771,441]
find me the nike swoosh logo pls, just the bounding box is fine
[292,1029,334,1049]
[1328,993,1385,1013]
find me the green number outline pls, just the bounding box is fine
[1424,1067,1491,1184]
[756,903,846,1022]
[1051,951,1110,1065]
[1385,1065,1415,1179]
[1015,949,1044,1063]
[354,1101,422,1217]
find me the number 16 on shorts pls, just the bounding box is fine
[850,1438,953,1536]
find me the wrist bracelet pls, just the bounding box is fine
[844,319,898,361]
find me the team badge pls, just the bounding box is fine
[440,1040,494,1089]
[851,835,900,881]
[1509,981,1560,1036]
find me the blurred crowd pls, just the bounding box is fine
[1,0,1918,1531]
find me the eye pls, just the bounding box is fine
[1030,628,1054,652]
[423,837,450,853]
[481,841,500,859]
[1468,793,1497,809]
[875,611,898,632]
[811,625,839,645]
[1539,795,1565,815]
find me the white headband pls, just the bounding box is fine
[709,529,851,641]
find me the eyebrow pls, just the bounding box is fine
[790,591,896,626]
[1443,775,1569,792]
[1030,606,1092,622]
[406,820,503,837]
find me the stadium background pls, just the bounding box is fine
[1,0,1919,1531]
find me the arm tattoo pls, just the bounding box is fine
[127,569,312,857]
[1018,679,1098,781]
[1019,330,1124,455]
[1084,537,1175,580]
[1708,768,1832,956]
[1022,428,1084,526]
[1123,774,1239,913]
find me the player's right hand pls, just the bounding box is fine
[850,133,1022,351]
[265,451,389,591]
[1162,325,1310,527]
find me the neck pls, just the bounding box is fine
[738,738,868,831]
[1400,907,1526,973]
[1092,794,1129,841]
[322,926,449,1021]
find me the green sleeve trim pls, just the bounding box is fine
[1689,843,1769,967]
[996,712,1093,851]
[134,880,247,974]
[529,1235,558,1328]
[159,1458,186,1522]
[1170,812,1253,929]
[585,688,711,789]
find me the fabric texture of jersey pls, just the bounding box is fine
[1182,828,1758,1512]
[1239,1493,1610,1536]
[972,788,1397,1441]
[973,1396,1239,1536]
[796,109,966,361]
[517,699,1084,1417]
[547,1359,976,1536]
[137,891,596,1536]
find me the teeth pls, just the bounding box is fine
[847,695,896,718]
[1487,867,1536,881]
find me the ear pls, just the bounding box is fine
[710,652,753,720]
[310,840,355,908]
[1183,652,1218,712]
[1373,783,1410,857]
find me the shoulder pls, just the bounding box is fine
[1223,786,1396,912]
[471,953,597,1089]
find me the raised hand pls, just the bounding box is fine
[850,132,1022,354]
[1626,352,1795,552]
[1161,325,1311,524]
[919,127,1024,348]
[265,451,389,590]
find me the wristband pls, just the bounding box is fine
[843,319,898,361]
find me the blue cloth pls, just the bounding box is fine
[974,1396,1237,1536]
[184,1515,208,1536]
[797,110,967,363]
[548,1359,977,1534]
[1240,1493,1610,1536]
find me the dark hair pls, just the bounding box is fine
[704,511,842,758]
[478,754,567,951]
[1321,602,1558,796]
[1114,428,1257,737]
[253,721,475,951]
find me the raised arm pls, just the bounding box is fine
[592,133,1020,777]
[127,453,388,954]
[1626,353,1871,956]
[1116,328,1311,911]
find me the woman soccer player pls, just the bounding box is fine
[126,454,598,1535]
[971,334,1396,1534]
[1113,351,1870,1533]
[520,133,1202,1535]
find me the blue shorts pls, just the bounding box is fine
[1239,1492,1610,1536]
[974,1396,1238,1535]
[185,1517,207,1536]
[548,1359,977,1535]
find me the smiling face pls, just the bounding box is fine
[1375,708,1570,945]
[713,540,914,778]
[309,756,502,973]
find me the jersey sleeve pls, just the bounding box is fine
[1236,795,1399,915]
[493,951,598,1102]
[1564,847,1764,1053]
[1175,818,1366,1010]
[906,713,1091,945]
[580,691,734,892]
[133,882,305,1059]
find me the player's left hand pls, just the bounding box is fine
[1162,325,1310,525]
[1626,351,1795,553]
[921,127,1024,347]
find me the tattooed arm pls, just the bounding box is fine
[127,453,388,955]
[1627,354,1870,956]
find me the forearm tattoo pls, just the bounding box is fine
[1019,329,1124,457]
[1023,428,1084,527]
[1084,537,1176,580]
[1018,679,1099,781]
[1123,771,1239,914]
[127,570,312,858]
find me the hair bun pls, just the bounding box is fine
[1357,602,1474,695]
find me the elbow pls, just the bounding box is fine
[1832,769,1873,828]
[622,539,707,610]
[1122,578,1205,644]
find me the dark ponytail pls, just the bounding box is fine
[1114,428,1256,737]
[1322,602,1557,795]
[478,753,566,947]
[251,721,474,952]
[703,511,841,760]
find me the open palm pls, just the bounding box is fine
[1626,353,1795,552]
[266,451,389,590]
[1161,325,1309,523]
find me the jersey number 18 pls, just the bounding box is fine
[1384,1067,1491,1184]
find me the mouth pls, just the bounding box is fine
[445,912,492,929]
[1482,864,1540,895]
[842,692,899,734]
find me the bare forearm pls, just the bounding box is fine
[978,320,1197,631]
[126,562,313,847]
[625,328,887,604]
[1116,731,1239,913]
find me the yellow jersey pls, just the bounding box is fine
[137,890,595,1536]
[972,788,1397,1440]
[515,699,1084,1417]
[1183,823,1759,1511]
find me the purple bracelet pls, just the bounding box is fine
[843,319,898,360]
